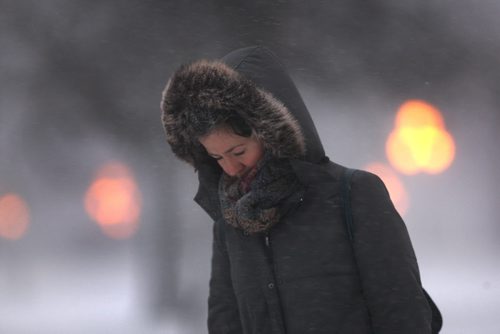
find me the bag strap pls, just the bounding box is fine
[341,168,356,241]
[340,168,442,333]
[341,168,374,331]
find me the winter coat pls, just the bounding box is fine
[161,46,434,334]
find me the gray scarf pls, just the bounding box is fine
[218,153,304,235]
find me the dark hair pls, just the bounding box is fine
[192,109,253,139]
[193,112,254,165]
[224,114,253,137]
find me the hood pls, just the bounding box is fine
[161,46,325,167]
[220,46,325,163]
[161,46,326,220]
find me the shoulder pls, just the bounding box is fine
[317,160,385,188]
[289,158,390,199]
[324,164,391,204]
[349,170,396,214]
[289,158,344,184]
[351,169,387,191]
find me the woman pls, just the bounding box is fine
[161,46,440,333]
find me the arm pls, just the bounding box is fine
[207,221,243,334]
[350,170,432,333]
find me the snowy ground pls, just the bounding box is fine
[0,254,195,334]
[1,253,499,333]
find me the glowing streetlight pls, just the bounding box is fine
[386,100,455,175]
[84,162,141,239]
[0,193,30,240]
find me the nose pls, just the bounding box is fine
[222,158,244,177]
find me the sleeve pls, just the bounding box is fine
[207,221,243,334]
[350,170,432,334]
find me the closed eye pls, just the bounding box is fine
[233,150,245,156]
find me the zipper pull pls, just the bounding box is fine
[264,234,270,247]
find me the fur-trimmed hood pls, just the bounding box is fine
[161,46,325,167]
[161,46,326,220]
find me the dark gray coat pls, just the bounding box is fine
[163,46,433,334]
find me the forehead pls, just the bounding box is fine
[199,129,251,154]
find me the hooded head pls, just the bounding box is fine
[161,60,307,168]
[161,46,326,219]
[161,46,325,169]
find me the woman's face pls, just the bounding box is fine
[199,128,264,178]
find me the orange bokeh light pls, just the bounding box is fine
[386,99,455,175]
[395,100,444,129]
[0,193,30,240]
[84,162,141,239]
[364,162,409,216]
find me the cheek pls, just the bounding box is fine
[217,159,227,170]
[248,146,264,166]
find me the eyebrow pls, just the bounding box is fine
[208,144,245,156]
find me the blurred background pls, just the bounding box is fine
[1,0,499,333]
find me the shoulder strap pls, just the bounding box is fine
[341,168,356,241]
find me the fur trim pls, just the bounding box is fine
[161,60,306,166]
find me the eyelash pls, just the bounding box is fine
[213,150,245,161]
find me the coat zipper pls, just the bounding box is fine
[265,233,270,247]
[263,231,287,333]
[264,232,273,263]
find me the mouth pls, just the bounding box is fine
[238,166,258,182]
[238,168,251,179]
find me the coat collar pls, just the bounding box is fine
[193,156,336,222]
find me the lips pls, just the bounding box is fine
[239,166,257,180]
[238,169,251,180]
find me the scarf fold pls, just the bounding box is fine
[218,152,304,235]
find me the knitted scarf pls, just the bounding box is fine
[218,152,304,235]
